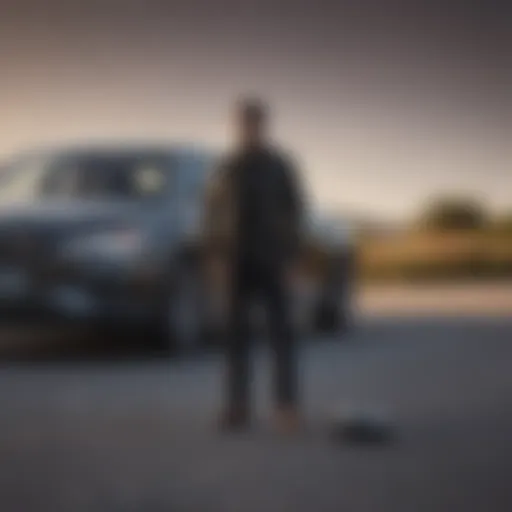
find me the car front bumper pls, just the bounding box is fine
[0,261,168,326]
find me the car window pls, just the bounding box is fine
[132,164,168,197]
[0,152,177,204]
[40,155,173,201]
[0,157,49,203]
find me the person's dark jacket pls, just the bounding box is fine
[203,146,306,269]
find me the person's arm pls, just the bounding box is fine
[201,158,237,305]
[279,154,307,261]
[202,158,233,257]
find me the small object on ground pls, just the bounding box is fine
[328,407,396,446]
[218,407,251,433]
[274,407,302,435]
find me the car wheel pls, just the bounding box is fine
[313,286,353,336]
[150,267,207,356]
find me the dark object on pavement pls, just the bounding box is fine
[218,406,251,433]
[329,413,396,446]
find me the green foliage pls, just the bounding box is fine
[493,214,512,234]
[360,249,512,283]
[358,196,512,282]
[418,197,488,232]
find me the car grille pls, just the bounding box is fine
[0,228,58,276]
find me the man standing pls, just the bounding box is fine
[204,98,306,433]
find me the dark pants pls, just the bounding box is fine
[225,258,298,412]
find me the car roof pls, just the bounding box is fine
[12,142,217,163]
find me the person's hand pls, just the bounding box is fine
[207,257,226,284]
[205,256,231,322]
[285,258,302,289]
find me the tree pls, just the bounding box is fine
[418,197,488,231]
[493,213,512,234]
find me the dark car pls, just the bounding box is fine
[0,144,355,354]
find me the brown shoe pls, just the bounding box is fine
[274,406,301,435]
[218,407,250,432]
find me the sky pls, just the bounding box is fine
[0,0,510,220]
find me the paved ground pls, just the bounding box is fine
[1,311,512,511]
[359,282,512,317]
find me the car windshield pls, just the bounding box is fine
[0,152,173,203]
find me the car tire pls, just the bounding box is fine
[313,283,353,336]
[314,250,355,336]
[314,301,350,335]
[150,265,208,356]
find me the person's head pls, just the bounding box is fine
[234,97,269,149]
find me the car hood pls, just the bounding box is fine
[0,199,148,234]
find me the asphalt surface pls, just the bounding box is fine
[0,294,511,511]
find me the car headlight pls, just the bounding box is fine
[61,229,145,261]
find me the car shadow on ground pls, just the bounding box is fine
[1,315,510,365]
[0,324,169,363]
